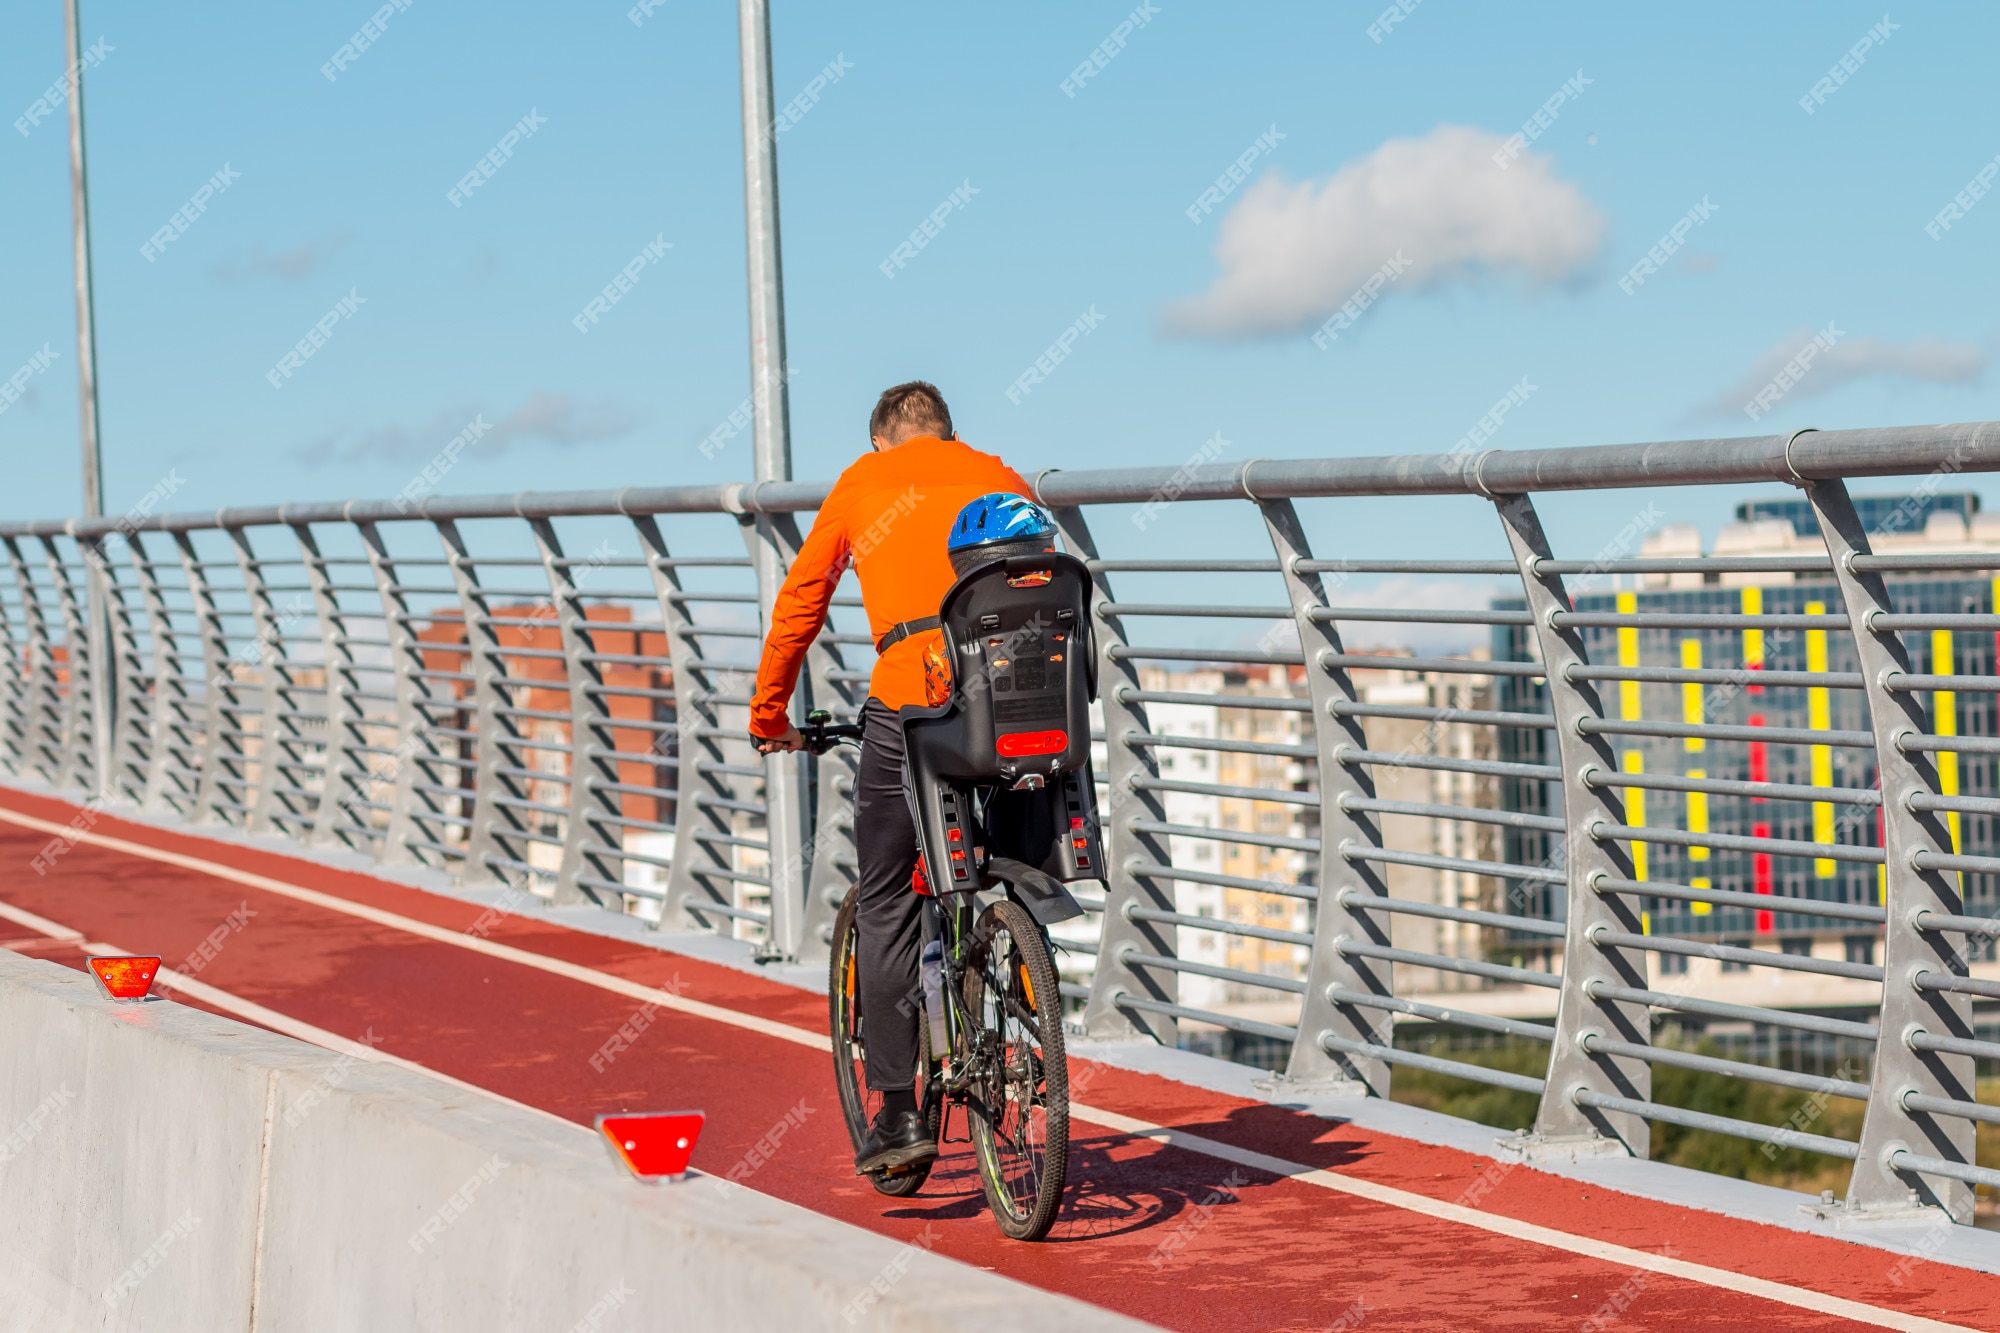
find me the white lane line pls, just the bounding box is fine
[0,804,1978,1331]
[0,897,586,1139]
[0,806,829,1055]
[1072,1104,1975,1333]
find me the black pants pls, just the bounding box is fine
[853,698,924,1093]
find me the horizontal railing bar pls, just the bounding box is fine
[1117,687,1311,713]
[1913,848,2000,875]
[575,873,665,903]
[1339,793,1567,833]
[1115,994,1299,1042]
[1323,651,1544,678]
[1909,1029,2000,1062]
[1586,981,1879,1040]
[1912,970,2000,1001]
[1127,860,1317,900]
[1900,733,2000,757]
[1131,775,1319,807]
[1568,664,1864,691]
[1581,1035,1871,1099]
[1336,746,1562,783]
[1590,929,1884,981]
[1591,819,1886,866]
[1342,843,1564,885]
[1581,717,1876,749]
[1913,909,2000,936]
[1108,645,1306,667]
[1337,889,1566,938]
[1124,731,1317,761]
[1871,614,2000,631]
[1572,1090,1858,1160]
[1887,673,2000,694]
[1130,818,1315,854]
[1585,767,1881,807]
[1098,603,1292,620]
[1320,1033,1547,1095]
[1125,906,1312,947]
[1310,606,1532,626]
[1088,559,1279,573]
[1324,987,1555,1040]
[1896,1088,2000,1120]
[1556,611,1846,630]
[1337,939,1562,989]
[1886,1151,2000,1190]
[1330,700,1555,730]
[1595,875,1886,923]
[1121,951,1307,994]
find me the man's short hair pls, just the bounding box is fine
[869,381,953,445]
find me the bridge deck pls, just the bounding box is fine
[3,786,1995,1332]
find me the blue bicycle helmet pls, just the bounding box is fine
[947,492,1058,576]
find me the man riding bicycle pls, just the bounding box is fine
[749,381,1049,1175]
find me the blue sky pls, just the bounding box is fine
[3,1,1996,576]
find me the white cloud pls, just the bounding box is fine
[209,231,354,284]
[1696,328,1984,420]
[1164,124,1606,339]
[295,392,640,466]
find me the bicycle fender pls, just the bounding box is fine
[987,856,1084,926]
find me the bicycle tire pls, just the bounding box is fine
[828,889,935,1198]
[961,895,1069,1240]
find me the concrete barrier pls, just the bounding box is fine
[0,950,1149,1332]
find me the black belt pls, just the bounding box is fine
[875,616,940,654]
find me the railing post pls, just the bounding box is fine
[1046,503,1177,1045]
[635,515,743,933]
[1259,499,1391,1092]
[0,542,27,775]
[743,510,810,962]
[1809,477,1976,1222]
[5,537,61,783]
[125,531,193,816]
[358,520,432,867]
[295,523,367,851]
[41,536,95,793]
[528,517,623,910]
[80,533,146,803]
[1494,492,1651,1158]
[229,526,290,834]
[435,519,512,889]
[175,532,234,825]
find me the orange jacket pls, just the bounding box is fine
[749,436,1032,737]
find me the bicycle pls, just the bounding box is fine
[803,549,1101,1242]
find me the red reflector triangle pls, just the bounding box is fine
[596,1111,704,1181]
[88,955,160,1001]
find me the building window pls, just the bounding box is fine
[1843,934,1875,966]
[1721,940,1750,973]
[1780,937,1812,957]
[1658,950,1689,976]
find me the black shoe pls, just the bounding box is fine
[855,1109,936,1175]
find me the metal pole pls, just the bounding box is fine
[736,0,807,961]
[64,0,112,799]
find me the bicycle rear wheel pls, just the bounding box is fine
[829,889,935,1197]
[961,896,1068,1240]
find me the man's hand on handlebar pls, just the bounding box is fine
[754,725,805,754]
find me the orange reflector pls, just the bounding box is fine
[996,729,1067,757]
[1018,963,1036,1011]
[88,955,160,1001]
[597,1110,704,1182]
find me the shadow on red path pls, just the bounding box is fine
[1,786,1994,1332]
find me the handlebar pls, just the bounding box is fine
[755,709,863,756]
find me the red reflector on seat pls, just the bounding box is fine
[88,956,159,1001]
[597,1111,704,1181]
[997,730,1067,757]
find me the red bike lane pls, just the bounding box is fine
[0,786,1992,1333]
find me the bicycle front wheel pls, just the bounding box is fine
[961,896,1068,1240]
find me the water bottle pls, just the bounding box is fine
[919,939,948,1057]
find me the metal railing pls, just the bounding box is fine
[9,419,2000,1223]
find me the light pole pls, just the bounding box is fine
[736,0,807,961]
[64,0,113,801]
